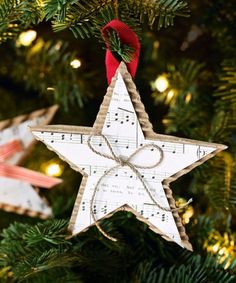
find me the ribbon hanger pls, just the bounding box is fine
[101,19,141,84]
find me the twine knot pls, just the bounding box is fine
[117,156,128,167]
[87,134,192,242]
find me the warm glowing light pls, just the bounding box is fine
[212,243,220,253]
[166,89,175,103]
[176,198,194,224]
[18,30,37,46]
[47,87,55,92]
[162,119,170,125]
[45,163,63,177]
[153,40,160,49]
[205,232,235,269]
[182,206,194,224]
[54,41,62,51]
[185,92,192,104]
[8,24,18,28]
[70,59,81,69]
[154,75,169,92]
[37,0,45,7]
[28,39,44,56]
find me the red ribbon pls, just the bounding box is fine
[0,163,62,189]
[0,140,62,188]
[0,140,22,161]
[101,19,140,84]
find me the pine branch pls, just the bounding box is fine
[0,0,190,65]
[24,219,70,246]
[124,0,190,30]
[15,249,79,281]
[1,214,236,282]
[152,60,208,138]
[136,254,236,283]
[49,0,189,38]
[0,0,42,43]
[105,30,135,63]
[47,0,114,39]
[0,39,93,111]
[0,222,30,266]
[211,62,236,142]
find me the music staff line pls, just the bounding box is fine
[79,199,171,223]
[36,132,189,155]
[79,164,168,182]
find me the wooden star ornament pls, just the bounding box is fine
[31,63,226,250]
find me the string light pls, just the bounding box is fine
[17,30,37,46]
[153,40,160,49]
[182,206,194,224]
[54,41,62,51]
[154,75,169,92]
[37,0,45,7]
[70,59,81,69]
[185,92,192,104]
[47,87,55,92]
[211,243,220,253]
[205,232,235,268]
[166,89,176,103]
[162,118,170,125]
[28,39,45,56]
[176,197,194,224]
[42,160,64,177]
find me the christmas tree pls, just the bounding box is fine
[0,0,236,282]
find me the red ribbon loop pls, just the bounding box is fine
[101,19,140,84]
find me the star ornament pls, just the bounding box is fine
[31,63,226,250]
[0,105,61,218]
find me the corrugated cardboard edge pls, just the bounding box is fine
[31,63,227,250]
[0,201,51,219]
[0,105,59,219]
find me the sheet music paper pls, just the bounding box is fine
[0,177,52,216]
[0,116,47,165]
[32,72,222,248]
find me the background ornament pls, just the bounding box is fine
[0,105,61,218]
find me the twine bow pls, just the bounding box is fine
[88,134,192,241]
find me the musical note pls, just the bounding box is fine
[197,146,206,158]
[104,108,136,127]
[106,112,111,128]
[82,201,86,211]
[135,203,169,223]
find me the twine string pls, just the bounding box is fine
[87,134,192,241]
